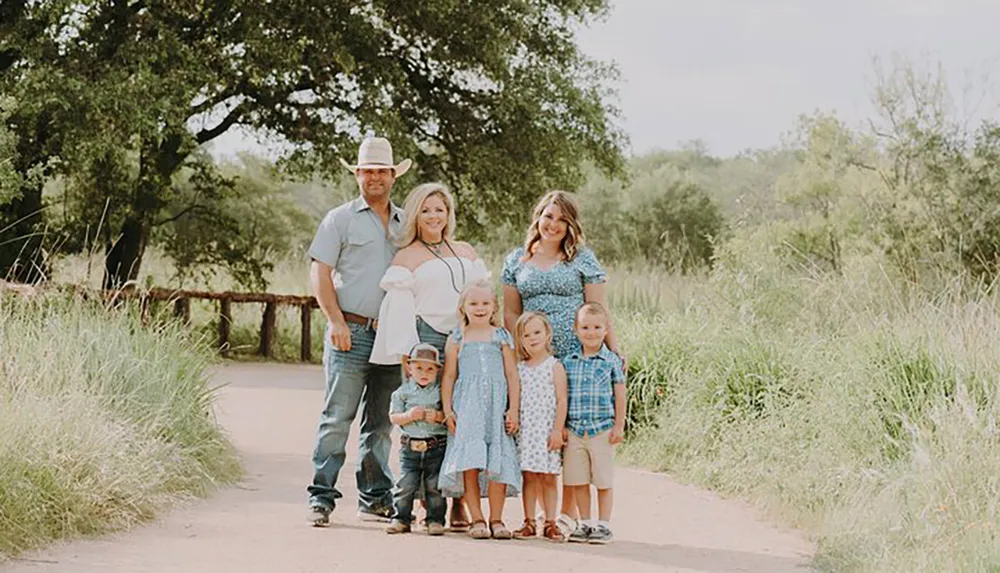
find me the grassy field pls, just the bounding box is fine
[0,291,242,559]
[49,246,1000,572]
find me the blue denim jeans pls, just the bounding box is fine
[308,322,402,512]
[416,316,448,355]
[391,437,447,525]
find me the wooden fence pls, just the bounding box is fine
[126,287,319,362]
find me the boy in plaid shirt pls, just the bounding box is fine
[560,301,626,544]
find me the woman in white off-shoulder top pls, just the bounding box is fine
[370,182,487,531]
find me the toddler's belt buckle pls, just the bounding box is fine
[409,440,428,453]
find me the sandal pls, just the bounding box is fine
[449,517,471,533]
[468,520,490,539]
[512,518,537,539]
[543,520,565,542]
[490,520,512,540]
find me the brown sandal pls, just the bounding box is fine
[468,520,490,539]
[543,520,565,542]
[512,518,537,539]
[490,520,512,540]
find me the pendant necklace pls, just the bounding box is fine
[421,238,467,293]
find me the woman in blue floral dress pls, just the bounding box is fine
[500,190,624,537]
[501,191,623,361]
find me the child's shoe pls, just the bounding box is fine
[568,522,592,543]
[490,520,513,540]
[385,519,411,534]
[555,513,576,539]
[512,518,537,539]
[588,523,614,544]
[426,522,446,536]
[542,520,565,543]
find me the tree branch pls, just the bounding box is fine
[196,101,247,144]
[153,203,210,227]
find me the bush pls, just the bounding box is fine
[0,293,241,557]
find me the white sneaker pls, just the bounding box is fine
[555,513,577,541]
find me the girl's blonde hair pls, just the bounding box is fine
[456,279,501,327]
[514,311,554,361]
[522,190,586,262]
[396,182,457,247]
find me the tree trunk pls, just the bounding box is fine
[0,183,46,283]
[103,214,148,290]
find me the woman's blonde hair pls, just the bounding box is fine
[456,279,501,327]
[522,190,586,262]
[514,311,554,361]
[396,182,457,247]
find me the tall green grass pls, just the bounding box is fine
[616,248,1000,572]
[0,292,241,559]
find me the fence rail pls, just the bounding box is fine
[1,281,321,362]
[138,287,320,362]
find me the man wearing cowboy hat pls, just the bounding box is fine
[306,134,413,526]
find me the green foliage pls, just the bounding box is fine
[0,98,20,205]
[577,155,724,271]
[154,156,315,291]
[2,0,625,287]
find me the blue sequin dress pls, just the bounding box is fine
[438,327,522,498]
[501,246,608,359]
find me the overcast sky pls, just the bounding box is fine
[208,0,1000,159]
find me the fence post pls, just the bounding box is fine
[173,297,190,324]
[140,294,151,326]
[300,304,312,362]
[260,301,276,358]
[219,298,232,355]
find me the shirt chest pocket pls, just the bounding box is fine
[346,219,380,252]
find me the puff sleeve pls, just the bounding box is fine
[575,247,608,285]
[370,266,419,365]
[500,247,524,286]
[494,327,514,349]
[468,257,491,283]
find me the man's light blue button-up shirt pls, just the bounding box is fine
[308,195,404,319]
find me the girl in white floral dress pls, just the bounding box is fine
[511,312,568,542]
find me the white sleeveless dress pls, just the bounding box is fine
[516,356,562,474]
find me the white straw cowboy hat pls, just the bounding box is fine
[339,134,412,177]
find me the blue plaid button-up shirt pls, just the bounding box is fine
[562,345,625,437]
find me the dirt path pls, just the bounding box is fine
[4,363,815,573]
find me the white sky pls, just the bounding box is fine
[208,0,1000,159]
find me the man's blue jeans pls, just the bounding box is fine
[308,323,401,512]
[391,437,447,526]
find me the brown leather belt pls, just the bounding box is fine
[401,434,447,452]
[342,311,377,330]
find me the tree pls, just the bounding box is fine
[2,0,626,288]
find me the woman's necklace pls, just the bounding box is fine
[421,238,467,293]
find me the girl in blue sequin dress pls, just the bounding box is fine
[440,279,522,539]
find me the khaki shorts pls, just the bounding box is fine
[562,430,615,489]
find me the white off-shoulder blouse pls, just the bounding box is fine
[370,257,489,364]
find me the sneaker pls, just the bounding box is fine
[555,513,576,539]
[357,505,393,522]
[426,522,446,536]
[568,523,592,543]
[588,524,614,545]
[385,519,411,534]
[308,505,330,527]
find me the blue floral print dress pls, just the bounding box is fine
[501,246,608,359]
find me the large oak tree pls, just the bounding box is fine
[1,0,625,288]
